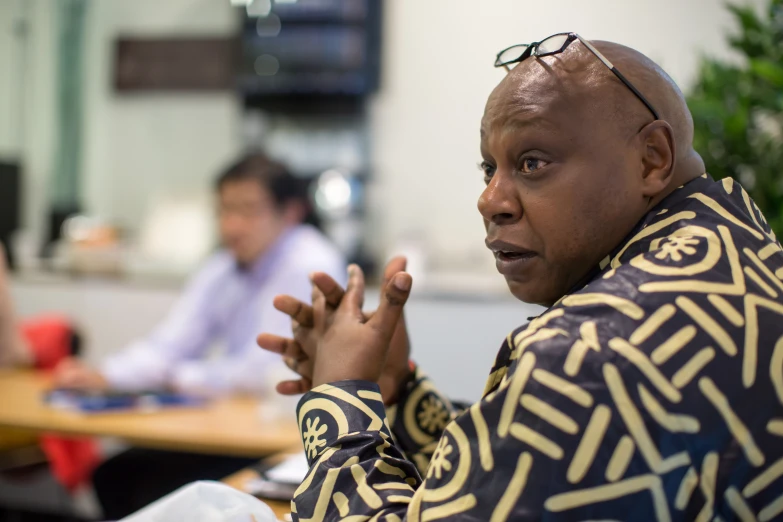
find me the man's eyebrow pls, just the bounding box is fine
[481,114,557,140]
[502,114,556,132]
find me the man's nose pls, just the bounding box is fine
[477,172,522,226]
[221,213,244,232]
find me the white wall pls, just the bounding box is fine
[0,0,18,157]
[80,0,242,231]
[0,0,57,245]
[368,0,767,272]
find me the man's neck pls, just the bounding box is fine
[236,225,296,273]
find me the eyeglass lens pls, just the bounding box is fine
[534,34,570,55]
[497,45,530,66]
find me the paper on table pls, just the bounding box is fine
[264,452,309,484]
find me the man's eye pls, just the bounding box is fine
[479,162,496,181]
[520,158,548,174]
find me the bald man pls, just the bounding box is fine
[258,34,783,521]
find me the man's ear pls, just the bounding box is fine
[638,120,676,199]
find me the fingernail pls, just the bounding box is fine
[348,264,358,276]
[308,272,316,284]
[394,274,411,291]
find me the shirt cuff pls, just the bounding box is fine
[100,345,170,392]
[296,380,392,465]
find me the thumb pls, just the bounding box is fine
[382,256,407,286]
[367,272,412,340]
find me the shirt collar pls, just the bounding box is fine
[602,173,712,266]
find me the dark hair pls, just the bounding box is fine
[215,152,319,227]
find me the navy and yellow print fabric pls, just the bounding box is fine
[294,174,783,521]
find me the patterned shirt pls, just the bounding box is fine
[293,174,783,521]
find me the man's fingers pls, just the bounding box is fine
[256,334,307,360]
[368,272,412,339]
[382,257,408,322]
[56,371,91,390]
[52,358,79,383]
[284,356,313,378]
[54,357,77,370]
[342,264,366,315]
[311,272,345,308]
[276,378,312,396]
[382,256,407,286]
[273,295,314,327]
[312,284,327,333]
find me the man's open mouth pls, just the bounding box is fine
[495,250,536,262]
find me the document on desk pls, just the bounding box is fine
[264,452,309,484]
[244,452,309,501]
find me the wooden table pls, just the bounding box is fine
[0,370,301,457]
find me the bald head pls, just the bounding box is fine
[485,39,704,183]
[591,41,700,169]
[478,37,704,305]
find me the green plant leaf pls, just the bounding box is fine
[750,58,783,87]
[727,3,763,31]
[691,0,783,237]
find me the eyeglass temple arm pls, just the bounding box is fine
[611,69,661,121]
[577,36,661,121]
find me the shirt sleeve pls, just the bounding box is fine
[168,277,303,396]
[386,366,459,475]
[100,257,226,391]
[294,380,422,522]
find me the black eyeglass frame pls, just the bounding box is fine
[494,32,661,121]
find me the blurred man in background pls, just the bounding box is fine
[53,152,346,519]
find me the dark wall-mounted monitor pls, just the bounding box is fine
[0,161,21,267]
[239,0,382,107]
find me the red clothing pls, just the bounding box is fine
[20,315,100,491]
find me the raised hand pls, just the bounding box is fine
[256,280,336,396]
[310,264,412,387]
[257,257,413,403]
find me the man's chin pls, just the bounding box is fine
[230,249,255,266]
[505,277,558,307]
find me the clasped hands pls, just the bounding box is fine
[257,257,413,405]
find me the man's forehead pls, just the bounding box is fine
[481,45,603,139]
[481,66,571,138]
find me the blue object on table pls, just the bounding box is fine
[44,389,207,413]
